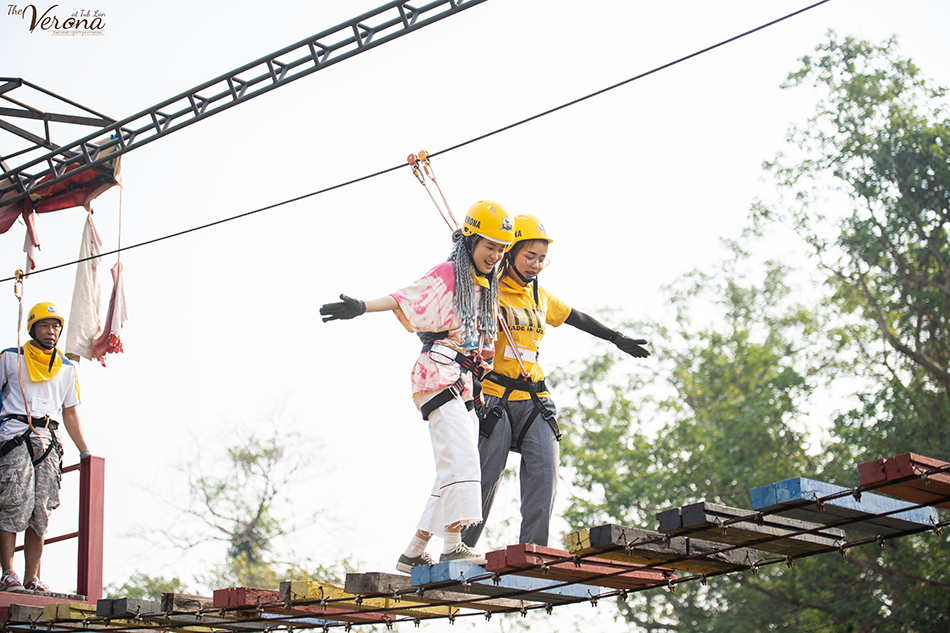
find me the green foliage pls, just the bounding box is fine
[760,31,950,464]
[196,555,355,592]
[180,429,316,572]
[103,572,186,600]
[110,426,335,598]
[557,243,826,530]
[556,243,830,630]
[557,33,950,631]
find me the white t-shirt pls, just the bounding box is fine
[0,347,80,442]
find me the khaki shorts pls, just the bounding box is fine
[0,433,63,536]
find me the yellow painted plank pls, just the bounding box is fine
[43,602,97,621]
[284,580,459,618]
[565,528,593,554]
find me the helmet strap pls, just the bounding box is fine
[31,337,54,351]
[29,325,59,351]
[508,260,537,285]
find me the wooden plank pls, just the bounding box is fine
[212,588,279,609]
[344,572,531,612]
[750,477,939,535]
[859,453,950,510]
[486,544,672,590]
[93,591,265,632]
[411,561,595,605]
[211,587,338,627]
[211,588,327,626]
[567,525,759,574]
[220,585,383,626]
[565,527,593,554]
[280,580,457,619]
[8,604,44,623]
[657,501,846,555]
[96,597,160,617]
[43,602,96,621]
[162,593,215,612]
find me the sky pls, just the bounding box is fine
[1,0,948,629]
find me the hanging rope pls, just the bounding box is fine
[12,270,42,437]
[417,150,459,229]
[407,152,457,231]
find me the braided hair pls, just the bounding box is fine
[449,229,500,344]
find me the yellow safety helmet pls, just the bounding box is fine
[27,302,65,335]
[462,200,514,247]
[511,214,553,247]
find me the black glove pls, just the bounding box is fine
[610,332,650,358]
[320,294,366,322]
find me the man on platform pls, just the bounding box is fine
[0,302,91,593]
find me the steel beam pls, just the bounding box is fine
[0,0,488,206]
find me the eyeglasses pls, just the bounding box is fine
[520,252,551,269]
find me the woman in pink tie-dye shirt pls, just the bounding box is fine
[320,200,514,574]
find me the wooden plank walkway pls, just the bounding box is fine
[411,562,596,604]
[280,580,458,619]
[567,525,759,574]
[656,501,846,555]
[4,451,950,631]
[486,543,673,590]
[98,596,271,632]
[750,477,939,535]
[859,453,950,510]
[344,571,532,612]
[215,586,384,626]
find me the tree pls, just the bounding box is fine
[555,33,950,631]
[555,243,834,631]
[115,421,351,594]
[758,32,950,469]
[104,573,186,601]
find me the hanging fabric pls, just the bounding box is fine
[64,208,104,362]
[89,187,127,367]
[90,259,127,365]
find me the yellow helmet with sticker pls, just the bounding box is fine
[511,214,553,247]
[27,302,65,335]
[462,200,514,247]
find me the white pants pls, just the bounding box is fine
[413,392,482,536]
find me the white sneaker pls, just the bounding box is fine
[0,570,24,592]
[439,543,486,565]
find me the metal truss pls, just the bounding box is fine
[0,0,488,207]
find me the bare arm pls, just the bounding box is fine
[61,405,89,454]
[364,295,398,313]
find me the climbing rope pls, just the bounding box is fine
[12,270,42,437]
[407,151,458,232]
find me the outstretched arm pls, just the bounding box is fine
[564,309,650,358]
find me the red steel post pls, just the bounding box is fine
[77,456,104,601]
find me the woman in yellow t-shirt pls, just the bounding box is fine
[462,214,650,548]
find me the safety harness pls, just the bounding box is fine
[418,333,485,421]
[479,304,561,450]
[479,371,561,450]
[0,416,61,465]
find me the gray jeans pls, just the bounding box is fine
[462,395,559,547]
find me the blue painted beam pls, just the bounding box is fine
[411,562,597,605]
[750,477,938,536]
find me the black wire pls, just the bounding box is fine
[0,0,833,284]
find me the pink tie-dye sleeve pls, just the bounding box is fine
[391,262,457,333]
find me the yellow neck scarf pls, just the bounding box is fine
[24,341,62,382]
